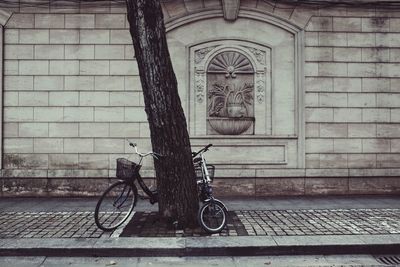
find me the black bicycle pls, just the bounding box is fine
[193,144,228,233]
[94,141,160,231]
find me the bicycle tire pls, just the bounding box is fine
[198,200,226,234]
[95,181,138,231]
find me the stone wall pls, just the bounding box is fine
[0,0,399,196]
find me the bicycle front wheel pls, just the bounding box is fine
[198,201,226,234]
[95,181,138,231]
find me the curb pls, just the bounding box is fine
[0,235,399,257]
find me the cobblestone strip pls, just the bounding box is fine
[0,211,111,238]
[236,209,400,236]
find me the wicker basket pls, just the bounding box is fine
[116,158,140,180]
[195,164,215,182]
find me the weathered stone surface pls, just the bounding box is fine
[255,178,305,196]
[305,177,348,195]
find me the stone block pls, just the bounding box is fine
[184,0,203,12]
[3,154,48,169]
[305,47,332,61]
[50,30,79,44]
[19,60,49,75]
[49,123,79,137]
[334,138,362,153]
[391,139,400,152]
[109,92,140,106]
[35,14,65,28]
[49,92,79,106]
[255,178,304,196]
[305,77,333,92]
[319,93,347,107]
[377,124,400,137]
[4,92,18,106]
[3,138,33,153]
[94,107,124,122]
[305,63,318,76]
[80,30,110,44]
[362,138,391,153]
[125,76,142,91]
[124,107,148,122]
[377,154,400,168]
[362,48,390,62]
[306,17,332,31]
[19,29,49,44]
[163,1,187,18]
[390,18,400,32]
[34,76,64,91]
[65,76,94,91]
[306,154,320,168]
[305,138,334,153]
[377,93,400,107]
[347,33,375,47]
[79,123,110,137]
[95,45,125,59]
[362,17,390,32]
[95,14,125,28]
[4,107,34,122]
[256,169,305,178]
[95,76,125,91]
[376,33,400,47]
[19,123,49,137]
[65,45,94,59]
[5,45,34,60]
[4,76,33,91]
[2,178,48,197]
[348,93,376,107]
[49,154,79,169]
[6,13,34,28]
[35,45,64,60]
[108,123,140,138]
[305,123,319,137]
[348,154,376,168]
[5,60,19,75]
[4,123,18,137]
[333,17,361,32]
[94,138,124,153]
[305,32,318,46]
[18,91,49,106]
[125,45,135,59]
[320,154,348,168]
[305,108,333,122]
[320,123,347,138]
[334,108,362,122]
[349,177,400,194]
[305,178,348,195]
[4,29,19,44]
[211,178,254,197]
[110,60,139,75]
[79,91,110,106]
[333,78,361,92]
[139,123,150,137]
[64,107,94,122]
[80,60,109,75]
[65,14,95,28]
[64,138,94,153]
[348,63,376,77]
[33,107,63,122]
[110,30,131,44]
[348,124,376,137]
[306,168,349,177]
[362,108,390,122]
[333,48,361,62]
[390,48,400,62]
[319,63,347,77]
[319,32,347,46]
[391,109,400,122]
[49,60,79,75]
[34,138,63,153]
[79,154,109,169]
[377,63,400,77]
[362,78,390,92]
[45,178,110,197]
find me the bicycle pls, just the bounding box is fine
[94,141,161,231]
[192,144,228,233]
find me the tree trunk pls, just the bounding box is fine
[126,0,199,227]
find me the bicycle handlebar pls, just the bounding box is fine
[126,139,164,160]
[192,144,213,158]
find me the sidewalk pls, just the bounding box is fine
[0,196,399,256]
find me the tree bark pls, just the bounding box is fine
[126,0,199,227]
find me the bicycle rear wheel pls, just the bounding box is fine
[95,181,138,231]
[198,200,226,234]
